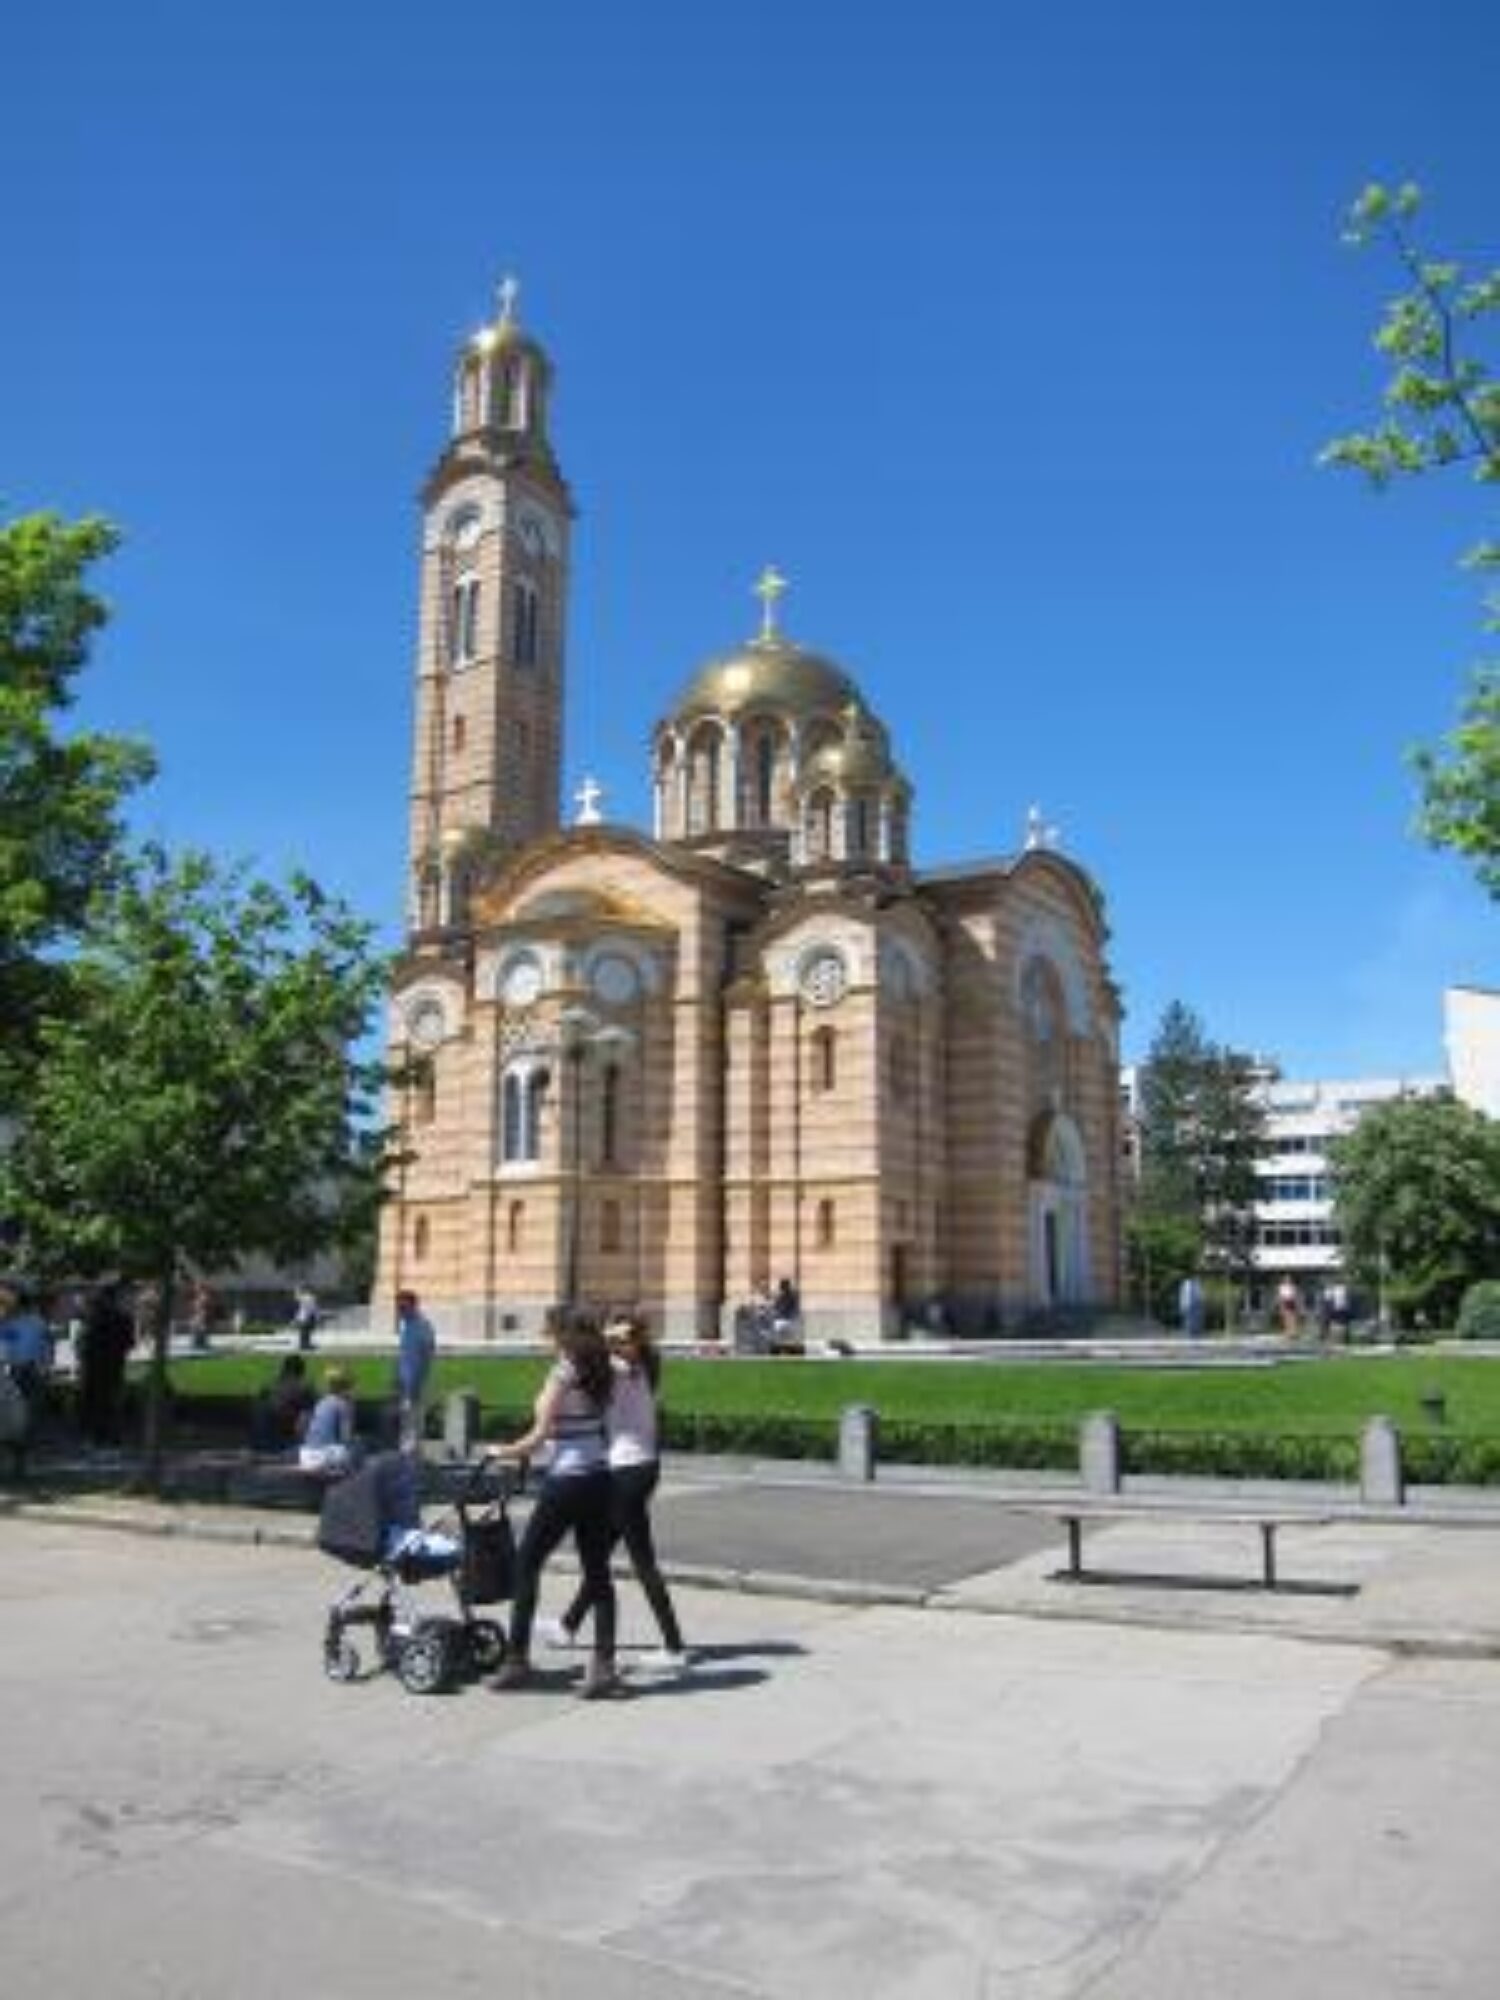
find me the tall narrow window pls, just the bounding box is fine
[600,1199,622,1253]
[850,797,871,857]
[452,713,467,754]
[601,1064,621,1167]
[511,579,540,666]
[755,731,775,825]
[450,577,481,665]
[501,1072,525,1162]
[414,1059,436,1127]
[811,1026,837,1093]
[815,1199,836,1249]
[524,1069,549,1159]
[506,1200,525,1253]
[808,790,836,861]
[413,1214,430,1261]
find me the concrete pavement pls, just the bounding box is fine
[4,1510,1500,1998]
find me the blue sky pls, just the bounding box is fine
[5,0,1495,1076]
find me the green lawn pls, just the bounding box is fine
[172,1349,1500,1438]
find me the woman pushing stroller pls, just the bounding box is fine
[541,1312,687,1673]
[485,1313,620,1700]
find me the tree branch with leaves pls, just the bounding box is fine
[1321,181,1500,897]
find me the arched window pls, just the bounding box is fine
[413,1214,430,1261]
[811,1025,837,1093]
[815,1199,836,1249]
[601,1064,621,1167]
[501,1066,548,1164]
[600,1199,622,1254]
[506,1200,525,1253]
[510,579,540,665]
[414,1059,436,1127]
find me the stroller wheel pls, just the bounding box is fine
[323,1634,361,1683]
[467,1619,507,1673]
[397,1628,450,1695]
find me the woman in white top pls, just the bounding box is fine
[547,1313,686,1671]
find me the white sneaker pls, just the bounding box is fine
[536,1616,577,1651]
[639,1647,690,1676]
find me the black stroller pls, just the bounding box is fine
[317,1452,517,1694]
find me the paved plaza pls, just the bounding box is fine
[5,1482,1500,1998]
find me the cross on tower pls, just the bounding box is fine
[497,274,520,326]
[574,774,605,825]
[754,564,788,641]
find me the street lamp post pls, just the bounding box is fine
[557,1006,633,1318]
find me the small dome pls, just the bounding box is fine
[667,636,864,728]
[797,709,901,791]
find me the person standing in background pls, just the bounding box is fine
[395,1288,436,1451]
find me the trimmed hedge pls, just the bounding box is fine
[149,1390,1500,1486]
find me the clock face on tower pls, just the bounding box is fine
[449,508,483,551]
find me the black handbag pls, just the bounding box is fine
[461,1510,516,1604]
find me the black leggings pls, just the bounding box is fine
[510,1469,616,1662]
[562,1461,683,1654]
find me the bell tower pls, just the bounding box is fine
[406,278,574,937]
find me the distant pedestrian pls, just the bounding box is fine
[395,1289,437,1450]
[77,1282,135,1450]
[1327,1280,1354,1343]
[0,1285,53,1417]
[293,1285,320,1353]
[771,1276,802,1353]
[188,1281,219,1353]
[1276,1278,1301,1337]
[1178,1274,1205,1341]
[543,1313,688,1674]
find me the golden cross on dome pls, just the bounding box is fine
[754,564,788,641]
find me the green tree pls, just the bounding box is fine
[0,845,392,1479]
[1322,181,1500,895]
[1134,1001,1266,1312]
[0,512,156,1107]
[1330,1093,1500,1326]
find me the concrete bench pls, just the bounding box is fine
[1054,1506,1333,1592]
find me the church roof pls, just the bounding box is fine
[663,635,864,730]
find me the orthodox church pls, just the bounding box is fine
[375,288,1123,1343]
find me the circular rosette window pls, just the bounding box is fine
[799,949,848,1009]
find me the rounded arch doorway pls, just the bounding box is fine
[1027,1111,1090,1307]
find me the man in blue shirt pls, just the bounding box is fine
[395,1289,437,1451]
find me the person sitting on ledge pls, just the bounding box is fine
[298,1365,361,1476]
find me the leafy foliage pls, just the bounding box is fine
[1323,182,1499,895]
[1330,1093,1500,1326]
[1133,1001,1266,1288]
[0,844,393,1472]
[0,512,156,1105]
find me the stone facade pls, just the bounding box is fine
[375,295,1123,1344]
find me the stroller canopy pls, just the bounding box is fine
[316,1452,420,1569]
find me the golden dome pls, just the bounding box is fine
[667,636,864,727]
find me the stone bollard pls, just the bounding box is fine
[1081,1411,1122,1494]
[443,1390,482,1463]
[1362,1415,1405,1506]
[839,1404,879,1481]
